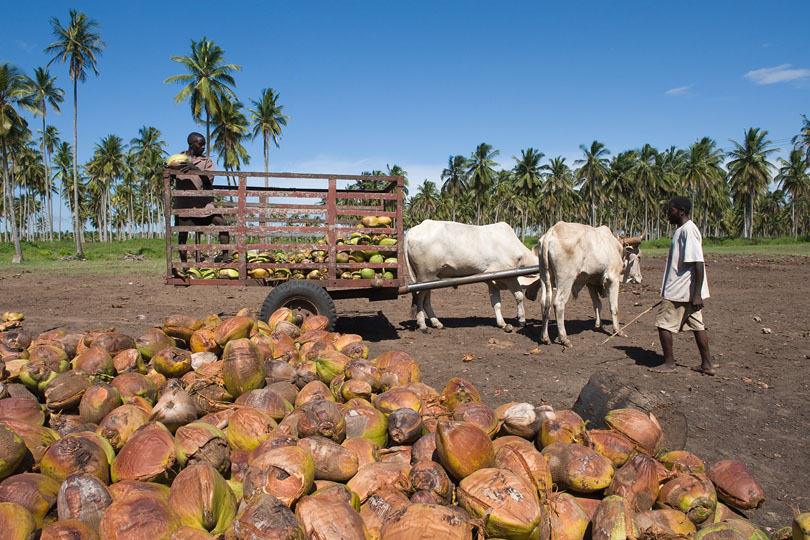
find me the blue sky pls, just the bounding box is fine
[4,1,810,229]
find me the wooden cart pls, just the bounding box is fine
[163,168,405,329]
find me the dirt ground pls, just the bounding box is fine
[2,253,808,531]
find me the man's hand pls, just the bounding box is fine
[690,293,704,311]
[180,163,200,173]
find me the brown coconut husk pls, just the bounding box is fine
[705,460,765,510]
[347,461,411,503]
[295,495,368,540]
[381,503,475,540]
[99,494,181,540]
[57,473,112,532]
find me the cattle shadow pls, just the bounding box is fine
[335,311,399,342]
[613,345,662,368]
[515,318,602,342]
[397,315,513,331]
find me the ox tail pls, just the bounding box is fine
[404,237,418,317]
[540,233,553,310]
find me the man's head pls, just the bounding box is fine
[187,132,206,157]
[667,196,691,225]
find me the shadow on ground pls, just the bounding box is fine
[336,311,399,341]
[614,345,662,367]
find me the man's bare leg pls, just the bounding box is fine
[650,327,678,373]
[690,330,715,375]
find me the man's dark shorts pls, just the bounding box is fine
[175,215,227,227]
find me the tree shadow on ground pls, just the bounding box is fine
[613,345,662,368]
[336,311,399,342]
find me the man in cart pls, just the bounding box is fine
[173,132,230,267]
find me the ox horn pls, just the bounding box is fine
[624,229,646,247]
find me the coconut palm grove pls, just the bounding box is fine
[1,9,810,264]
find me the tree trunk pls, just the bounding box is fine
[72,81,84,257]
[41,113,54,242]
[1,141,24,263]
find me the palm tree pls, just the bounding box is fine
[576,141,610,227]
[0,63,33,262]
[776,149,810,240]
[164,37,241,154]
[683,138,726,234]
[24,67,64,242]
[409,180,441,223]
[212,96,251,176]
[130,126,167,235]
[605,150,638,232]
[793,114,810,163]
[543,156,575,224]
[440,155,468,223]
[249,88,288,179]
[631,144,662,235]
[45,9,104,258]
[466,143,499,224]
[85,134,128,241]
[512,148,546,240]
[727,128,778,238]
[53,141,73,237]
[386,164,409,198]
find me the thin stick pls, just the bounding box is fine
[600,300,663,345]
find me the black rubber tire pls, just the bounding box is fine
[260,280,337,331]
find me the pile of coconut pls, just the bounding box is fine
[0,309,806,540]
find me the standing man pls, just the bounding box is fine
[650,196,715,375]
[173,132,229,264]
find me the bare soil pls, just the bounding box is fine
[2,253,808,531]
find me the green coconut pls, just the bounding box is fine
[222,339,265,398]
[0,502,37,540]
[0,424,26,479]
[343,402,388,447]
[134,329,176,360]
[435,421,494,481]
[169,462,237,534]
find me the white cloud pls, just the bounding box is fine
[665,85,691,96]
[744,64,810,85]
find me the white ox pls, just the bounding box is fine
[533,222,643,347]
[404,220,540,331]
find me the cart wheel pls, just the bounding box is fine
[260,280,337,331]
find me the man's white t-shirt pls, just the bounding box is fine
[660,220,709,302]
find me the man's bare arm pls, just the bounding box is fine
[691,261,705,310]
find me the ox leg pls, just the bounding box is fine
[553,280,573,347]
[540,281,553,344]
[587,284,603,329]
[414,291,428,331]
[423,291,444,329]
[505,278,526,327]
[607,282,626,337]
[487,283,507,328]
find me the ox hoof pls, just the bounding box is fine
[420,328,430,334]
[515,319,526,328]
[559,339,573,349]
[503,324,514,333]
[541,338,552,345]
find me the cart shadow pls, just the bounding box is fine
[613,345,662,367]
[336,311,399,342]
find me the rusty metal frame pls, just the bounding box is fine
[163,168,405,299]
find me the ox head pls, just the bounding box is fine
[620,230,645,284]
